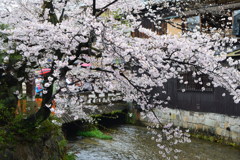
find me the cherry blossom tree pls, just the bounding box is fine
[1,0,240,158]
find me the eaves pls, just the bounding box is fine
[183,2,240,17]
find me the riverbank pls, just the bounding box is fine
[140,108,240,147]
[63,109,239,160]
[0,115,70,160]
[67,124,240,160]
[63,109,240,148]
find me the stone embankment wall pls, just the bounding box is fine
[140,108,240,144]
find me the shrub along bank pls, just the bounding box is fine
[0,115,72,160]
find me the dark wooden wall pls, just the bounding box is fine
[131,18,167,38]
[164,79,240,116]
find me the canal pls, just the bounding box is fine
[68,125,240,160]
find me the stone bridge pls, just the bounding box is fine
[61,92,131,124]
[17,83,131,124]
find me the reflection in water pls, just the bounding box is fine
[68,125,240,160]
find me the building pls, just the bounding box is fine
[135,0,240,144]
[133,1,240,116]
[133,1,240,37]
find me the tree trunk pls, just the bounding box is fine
[23,81,53,127]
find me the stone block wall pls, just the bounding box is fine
[140,107,240,144]
[62,92,127,123]
[86,92,123,104]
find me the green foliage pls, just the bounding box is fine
[0,101,15,126]
[0,43,22,126]
[226,142,238,147]
[63,153,77,160]
[112,11,130,25]
[0,23,24,107]
[209,136,215,142]
[0,114,72,160]
[0,52,4,64]
[58,139,68,151]
[0,24,9,30]
[126,112,137,124]
[113,11,122,20]
[77,129,112,140]
[0,133,4,144]
[110,110,124,114]
[0,23,9,40]
[0,115,62,149]
[9,52,22,63]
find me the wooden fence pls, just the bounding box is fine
[165,79,240,117]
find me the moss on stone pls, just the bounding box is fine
[63,153,77,160]
[77,129,112,140]
[190,131,240,148]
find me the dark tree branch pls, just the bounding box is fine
[95,0,118,17]
[59,0,69,22]
[93,0,97,16]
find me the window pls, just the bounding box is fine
[233,10,240,36]
[187,16,201,31]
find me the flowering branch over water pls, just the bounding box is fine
[0,0,240,159]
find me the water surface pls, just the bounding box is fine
[68,125,240,160]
